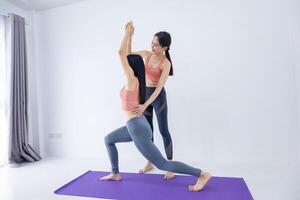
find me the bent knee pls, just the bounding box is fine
[104,135,112,145]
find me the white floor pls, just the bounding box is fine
[0,157,299,200]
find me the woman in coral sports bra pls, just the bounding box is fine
[100,21,211,192]
[127,26,175,180]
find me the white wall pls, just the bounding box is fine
[287,0,300,159]
[34,0,300,166]
[0,0,40,154]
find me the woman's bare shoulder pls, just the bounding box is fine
[132,50,151,58]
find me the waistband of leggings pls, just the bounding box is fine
[126,115,146,125]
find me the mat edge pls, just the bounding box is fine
[54,170,92,194]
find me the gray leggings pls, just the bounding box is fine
[144,87,173,160]
[104,115,201,177]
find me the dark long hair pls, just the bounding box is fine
[154,31,173,76]
[127,54,146,104]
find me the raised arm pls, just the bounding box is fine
[124,22,151,59]
[126,23,133,55]
[119,22,134,78]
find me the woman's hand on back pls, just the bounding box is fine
[131,104,147,116]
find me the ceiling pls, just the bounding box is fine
[7,0,87,11]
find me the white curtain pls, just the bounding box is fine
[0,15,8,166]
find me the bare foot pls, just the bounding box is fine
[164,171,175,180]
[99,173,122,181]
[188,171,212,192]
[139,162,154,174]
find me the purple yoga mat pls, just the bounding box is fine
[54,171,254,200]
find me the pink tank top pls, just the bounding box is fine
[145,54,165,85]
[120,78,139,111]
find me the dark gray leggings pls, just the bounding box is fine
[144,87,173,160]
[104,115,201,177]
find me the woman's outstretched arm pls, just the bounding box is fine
[131,61,171,115]
[125,22,150,58]
[143,62,171,106]
[126,22,133,55]
[119,21,134,78]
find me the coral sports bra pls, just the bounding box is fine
[145,53,165,85]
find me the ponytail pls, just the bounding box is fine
[165,48,173,76]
